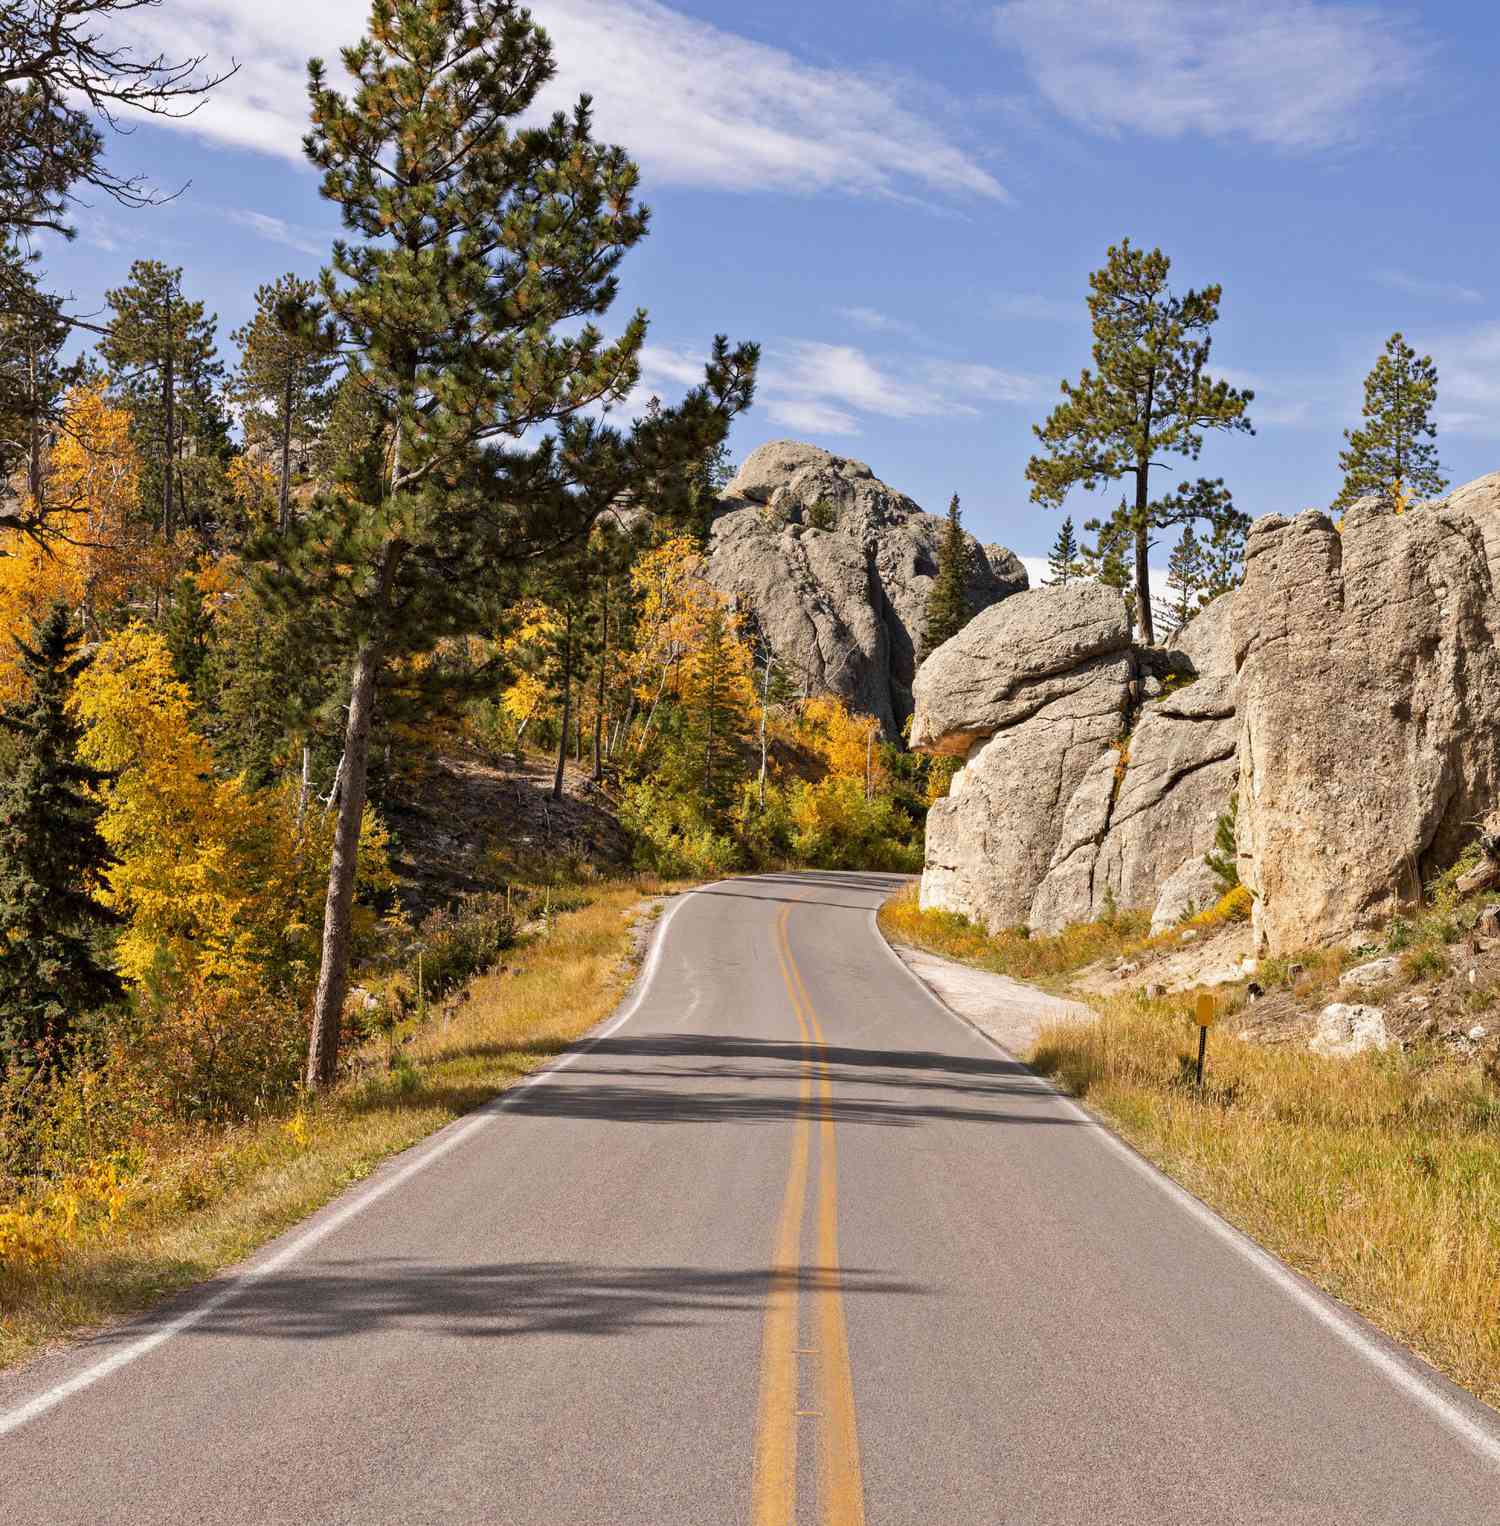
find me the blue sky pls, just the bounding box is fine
[36,0,1500,572]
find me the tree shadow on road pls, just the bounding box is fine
[131,1261,927,1345]
[486,1033,1081,1129]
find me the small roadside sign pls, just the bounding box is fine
[1193,991,1215,1087]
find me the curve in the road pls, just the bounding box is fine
[3,869,1500,1526]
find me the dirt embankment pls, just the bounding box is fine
[383,751,633,916]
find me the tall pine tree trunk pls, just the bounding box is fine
[592,576,607,781]
[1133,461,1154,645]
[162,347,175,543]
[552,611,572,802]
[305,636,380,1088]
[26,350,42,507]
[279,368,294,533]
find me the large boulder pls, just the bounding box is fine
[913,579,1241,936]
[705,442,1025,736]
[1233,499,1500,952]
[914,582,1136,930]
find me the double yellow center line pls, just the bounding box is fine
[752,904,866,1526]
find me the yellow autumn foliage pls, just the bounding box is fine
[72,623,392,995]
[0,383,173,702]
[796,693,884,789]
[628,535,717,701]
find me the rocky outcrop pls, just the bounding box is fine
[915,583,1135,930]
[1233,496,1500,953]
[705,442,1026,736]
[912,470,1500,956]
[914,581,1239,935]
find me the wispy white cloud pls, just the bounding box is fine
[1212,366,1323,429]
[225,208,327,258]
[638,344,709,390]
[763,342,1042,437]
[1433,322,1500,439]
[767,343,941,421]
[935,360,1040,405]
[990,291,1079,322]
[834,306,925,340]
[992,0,1430,151]
[116,0,1004,203]
[638,338,1040,441]
[1372,268,1483,306]
[765,399,862,437]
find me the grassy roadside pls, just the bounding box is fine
[0,879,672,1373]
[879,884,1500,1408]
[878,880,1151,989]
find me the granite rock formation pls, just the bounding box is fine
[704,442,1026,736]
[912,471,1500,957]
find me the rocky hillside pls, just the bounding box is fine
[705,442,1026,737]
[913,471,1500,957]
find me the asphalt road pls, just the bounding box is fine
[4,870,1500,1523]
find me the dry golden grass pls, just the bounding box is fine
[0,880,666,1372]
[1032,997,1500,1406]
[878,881,1151,987]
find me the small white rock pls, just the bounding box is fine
[1310,1003,1391,1058]
[1468,1024,1488,1042]
[1340,956,1402,991]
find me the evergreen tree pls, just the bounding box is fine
[1044,515,1084,584]
[0,602,121,1072]
[1192,498,1250,599]
[0,251,78,534]
[100,260,228,543]
[266,0,757,1086]
[685,601,755,817]
[231,274,340,531]
[1080,502,1137,633]
[1164,524,1202,632]
[161,573,213,702]
[1335,332,1446,511]
[924,494,973,655]
[1026,240,1254,644]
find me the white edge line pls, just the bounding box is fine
[0,883,708,1440]
[867,903,1500,1473]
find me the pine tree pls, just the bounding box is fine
[924,494,973,655]
[1026,240,1254,644]
[1044,515,1084,584]
[684,601,755,817]
[161,573,213,700]
[0,602,121,1072]
[100,260,228,543]
[0,252,78,537]
[1192,499,1250,599]
[266,0,757,1086]
[1081,502,1137,633]
[1335,332,1446,511]
[1164,525,1202,632]
[231,275,340,532]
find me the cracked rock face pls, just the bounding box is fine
[1234,495,1500,953]
[913,582,1240,936]
[914,582,1136,931]
[704,441,1026,737]
[913,471,1500,954]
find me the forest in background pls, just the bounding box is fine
[0,0,944,1271]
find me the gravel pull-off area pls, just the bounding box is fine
[888,942,1094,1056]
